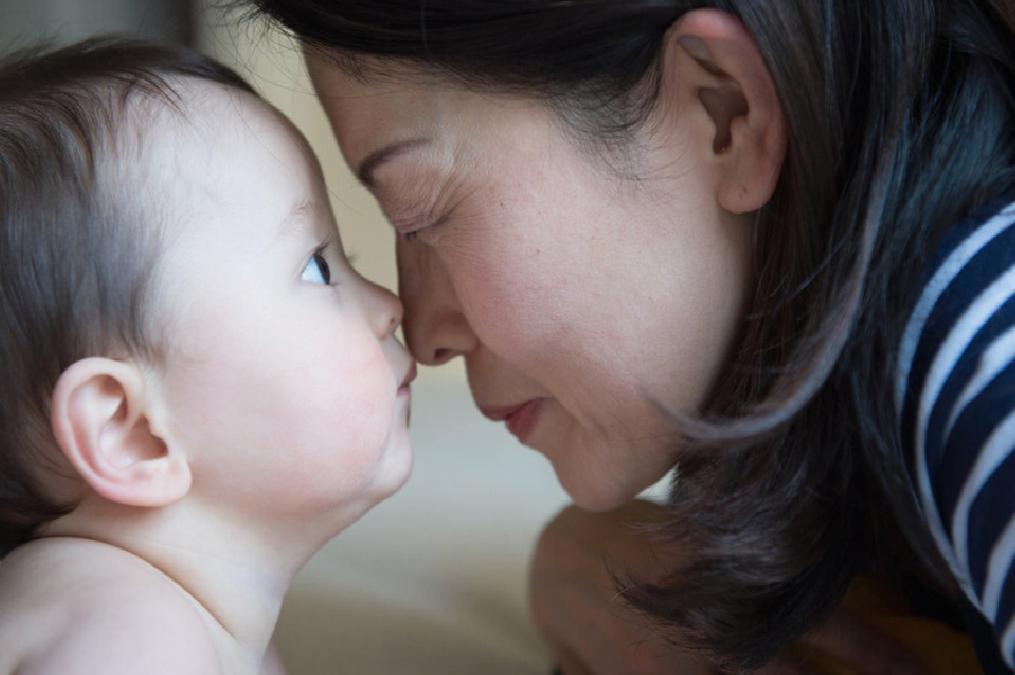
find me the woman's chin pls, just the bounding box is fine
[555,467,641,513]
[551,450,671,513]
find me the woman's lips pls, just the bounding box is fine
[506,399,541,441]
[480,399,542,442]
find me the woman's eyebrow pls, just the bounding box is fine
[356,138,431,188]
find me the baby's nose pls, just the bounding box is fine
[363,280,402,338]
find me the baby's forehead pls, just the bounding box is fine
[184,78,306,148]
[130,79,317,222]
[126,79,326,274]
[137,79,297,163]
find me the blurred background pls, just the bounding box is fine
[0,2,666,672]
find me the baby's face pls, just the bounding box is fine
[147,82,414,526]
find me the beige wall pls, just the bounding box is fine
[0,0,188,44]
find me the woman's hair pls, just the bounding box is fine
[0,38,254,557]
[246,0,1015,668]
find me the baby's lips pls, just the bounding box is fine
[399,361,418,389]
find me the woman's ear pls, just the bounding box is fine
[51,358,191,508]
[658,8,787,214]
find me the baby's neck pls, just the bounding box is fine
[39,498,330,667]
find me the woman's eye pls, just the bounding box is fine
[398,214,448,243]
[302,251,332,285]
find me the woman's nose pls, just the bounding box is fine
[397,240,477,365]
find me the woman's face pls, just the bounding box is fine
[307,55,754,511]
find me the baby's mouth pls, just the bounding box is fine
[398,362,417,393]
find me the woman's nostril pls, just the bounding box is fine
[433,348,453,364]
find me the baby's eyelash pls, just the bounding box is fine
[314,238,332,256]
[314,238,358,265]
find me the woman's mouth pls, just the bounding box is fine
[480,399,543,442]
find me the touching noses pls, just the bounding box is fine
[396,239,477,366]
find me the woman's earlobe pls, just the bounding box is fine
[51,358,191,508]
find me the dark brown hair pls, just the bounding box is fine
[244,0,1015,669]
[0,37,254,557]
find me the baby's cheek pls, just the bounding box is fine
[293,347,395,487]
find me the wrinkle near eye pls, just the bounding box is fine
[377,185,436,225]
[374,144,466,222]
[374,155,445,201]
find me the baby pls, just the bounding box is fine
[0,38,415,674]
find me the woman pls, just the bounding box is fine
[245,1,1015,672]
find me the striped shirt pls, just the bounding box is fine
[897,199,1015,672]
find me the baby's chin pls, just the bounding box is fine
[320,447,413,536]
[371,435,415,500]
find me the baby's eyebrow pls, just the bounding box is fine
[276,199,316,239]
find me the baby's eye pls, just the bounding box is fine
[302,250,332,285]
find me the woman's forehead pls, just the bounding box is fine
[308,54,440,136]
[306,50,535,163]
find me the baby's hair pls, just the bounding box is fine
[0,38,255,556]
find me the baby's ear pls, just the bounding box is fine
[50,358,191,507]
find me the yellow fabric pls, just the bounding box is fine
[796,579,983,675]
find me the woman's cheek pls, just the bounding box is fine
[455,222,565,318]
[459,259,559,359]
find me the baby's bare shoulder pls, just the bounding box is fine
[0,538,220,675]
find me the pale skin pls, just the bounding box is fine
[304,8,923,674]
[0,81,414,674]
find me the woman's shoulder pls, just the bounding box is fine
[897,198,1015,448]
[895,197,1015,672]
[897,198,1015,439]
[897,199,1015,382]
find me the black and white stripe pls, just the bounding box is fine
[897,200,1015,671]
